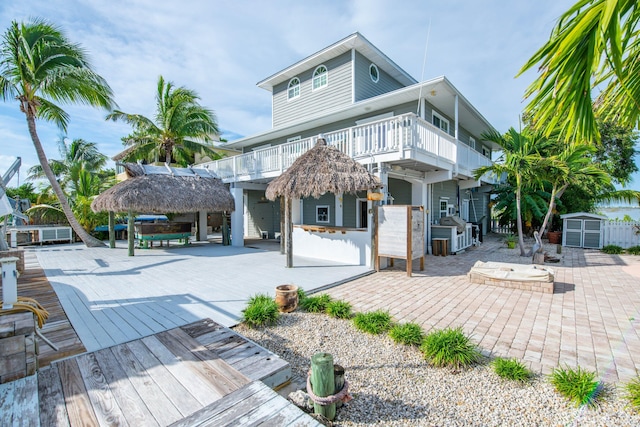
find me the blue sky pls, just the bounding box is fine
[3,0,635,191]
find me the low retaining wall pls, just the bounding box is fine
[468,261,555,294]
[468,273,555,294]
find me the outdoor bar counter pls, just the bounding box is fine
[293,225,371,266]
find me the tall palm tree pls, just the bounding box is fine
[0,19,114,247]
[27,136,108,194]
[107,76,220,166]
[474,128,550,256]
[537,142,610,236]
[519,0,640,142]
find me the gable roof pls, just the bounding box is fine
[257,32,417,91]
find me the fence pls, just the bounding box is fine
[491,219,514,234]
[603,220,640,248]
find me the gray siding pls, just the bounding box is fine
[272,52,352,128]
[432,181,458,221]
[246,190,281,238]
[302,194,335,226]
[388,178,412,205]
[342,192,367,228]
[354,51,404,101]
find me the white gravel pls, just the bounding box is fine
[235,312,640,427]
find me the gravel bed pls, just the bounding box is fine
[235,312,640,427]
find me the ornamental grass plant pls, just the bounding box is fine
[602,244,624,254]
[389,322,424,346]
[550,365,603,408]
[241,294,279,328]
[623,376,640,412]
[352,310,392,335]
[326,300,352,319]
[300,294,332,313]
[420,327,480,370]
[492,357,533,383]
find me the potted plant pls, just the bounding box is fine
[547,215,562,244]
[504,234,517,249]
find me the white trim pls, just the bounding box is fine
[316,205,330,223]
[287,77,300,100]
[312,65,328,91]
[469,137,476,149]
[351,48,355,103]
[432,110,450,134]
[369,63,379,83]
[356,198,368,228]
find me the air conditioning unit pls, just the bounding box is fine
[447,204,456,216]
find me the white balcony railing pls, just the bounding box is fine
[201,113,491,182]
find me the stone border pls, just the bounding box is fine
[468,272,554,294]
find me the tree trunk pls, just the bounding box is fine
[539,183,569,238]
[25,114,105,247]
[515,177,526,256]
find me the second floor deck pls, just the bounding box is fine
[200,113,496,184]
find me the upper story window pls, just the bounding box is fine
[369,64,379,83]
[432,111,450,134]
[312,65,328,90]
[469,137,476,149]
[288,77,300,100]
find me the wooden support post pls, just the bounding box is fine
[406,206,412,277]
[373,204,379,271]
[280,196,285,254]
[311,352,336,420]
[285,197,293,268]
[334,364,345,409]
[127,211,135,257]
[108,211,115,249]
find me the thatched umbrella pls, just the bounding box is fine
[92,163,234,255]
[266,138,379,267]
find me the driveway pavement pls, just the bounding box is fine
[325,235,640,383]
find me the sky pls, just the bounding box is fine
[3,0,635,192]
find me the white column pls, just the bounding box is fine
[335,193,343,227]
[422,182,429,254]
[376,163,389,204]
[230,186,244,247]
[454,94,459,140]
[420,98,426,120]
[427,184,433,254]
[10,229,17,248]
[292,198,302,224]
[197,210,207,241]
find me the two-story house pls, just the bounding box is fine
[200,32,499,266]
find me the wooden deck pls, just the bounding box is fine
[1,249,86,368]
[1,320,318,426]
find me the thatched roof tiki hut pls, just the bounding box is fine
[92,163,234,256]
[266,138,379,267]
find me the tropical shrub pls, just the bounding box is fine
[300,294,331,313]
[626,245,640,256]
[550,366,602,408]
[623,376,640,412]
[602,245,624,254]
[241,294,279,327]
[420,327,480,369]
[492,357,533,383]
[352,310,392,335]
[389,322,424,346]
[326,300,352,319]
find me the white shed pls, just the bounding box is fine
[561,212,607,249]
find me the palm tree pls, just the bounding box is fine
[0,19,114,247]
[537,142,611,237]
[474,128,550,256]
[107,76,220,166]
[519,0,640,142]
[27,136,108,194]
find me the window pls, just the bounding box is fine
[312,65,328,90]
[288,77,300,100]
[469,137,476,149]
[432,111,450,134]
[439,199,449,219]
[316,205,329,223]
[369,63,379,83]
[482,146,491,158]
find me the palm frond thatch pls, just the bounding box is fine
[91,163,234,213]
[265,139,379,200]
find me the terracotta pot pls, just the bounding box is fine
[275,284,299,313]
[547,231,562,244]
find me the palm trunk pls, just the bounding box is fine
[26,114,105,247]
[539,183,569,238]
[515,176,526,256]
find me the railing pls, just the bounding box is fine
[201,113,484,181]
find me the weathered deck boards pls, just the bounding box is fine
[7,319,311,427]
[182,319,292,389]
[169,380,323,427]
[0,250,86,367]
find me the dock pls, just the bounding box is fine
[1,319,321,426]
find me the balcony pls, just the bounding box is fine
[200,113,494,183]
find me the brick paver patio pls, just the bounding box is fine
[325,235,640,383]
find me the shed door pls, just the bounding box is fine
[564,219,582,247]
[583,219,602,249]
